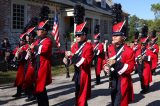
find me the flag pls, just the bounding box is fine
[51,11,60,47]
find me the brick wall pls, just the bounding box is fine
[0,0,11,41]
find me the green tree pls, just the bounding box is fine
[151,3,160,19]
[127,15,139,42]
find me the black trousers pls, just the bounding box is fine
[36,88,49,106]
[111,79,121,106]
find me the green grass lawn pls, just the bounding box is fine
[0,65,74,85]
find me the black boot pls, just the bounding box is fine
[25,95,36,102]
[104,71,107,76]
[66,72,70,78]
[65,65,70,78]
[152,69,156,75]
[12,86,22,98]
[25,86,36,101]
[96,75,101,85]
[140,85,149,94]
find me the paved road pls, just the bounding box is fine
[1,65,160,106]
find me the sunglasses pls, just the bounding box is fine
[75,34,83,37]
[142,43,146,46]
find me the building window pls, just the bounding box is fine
[85,18,92,35]
[86,0,93,5]
[104,20,108,34]
[101,0,106,8]
[108,21,112,34]
[12,4,25,30]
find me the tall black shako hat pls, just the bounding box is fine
[111,3,126,37]
[23,17,39,38]
[74,4,87,36]
[134,29,139,42]
[140,24,149,44]
[141,24,148,38]
[37,6,50,31]
[151,30,158,43]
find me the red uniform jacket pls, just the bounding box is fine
[70,41,93,106]
[14,44,28,87]
[104,44,135,106]
[147,44,159,70]
[135,47,154,86]
[23,42,37,89]
[34,37,52,93]
[93,43,104,76]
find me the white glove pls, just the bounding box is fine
[63,57,68,65]
[103,65,110,74]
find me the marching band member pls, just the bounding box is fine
[103,21,135,106]
[132,30,141,74]
[29,6,52,106]
[93,33,104,85]
[63,22,93,106]
[29,20,52,106]
[23,26,37,101]
[136,36,154,94]
[148,30,159,75]
[12,33,29,98]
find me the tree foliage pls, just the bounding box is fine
[151,3,160,19]
[146,19,160,31]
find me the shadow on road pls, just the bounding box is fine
[0,84,14,90]
[22,100,37,106]
[149,80,160,93]
[47,83,75,93]
[0,98,20,105]
[52,97,75,106]
[90,88,111,99]
[131,93,145,103]
[48,87,75,99]
[146,100,160,106]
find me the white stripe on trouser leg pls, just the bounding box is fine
[118,64,128,75]
[76,57,85,67]
[38,45,43,54]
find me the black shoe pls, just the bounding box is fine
[140,90,147,94]
[21,92,27,97]
[25,96,36,102]
[12,93,21,98]
[134,71,138,74]
[66,74,70,78]
[152,72,156,76]
[96,81,101,85]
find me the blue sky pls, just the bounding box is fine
[113,0,160,20]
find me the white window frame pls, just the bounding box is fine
[11,0,27,33]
